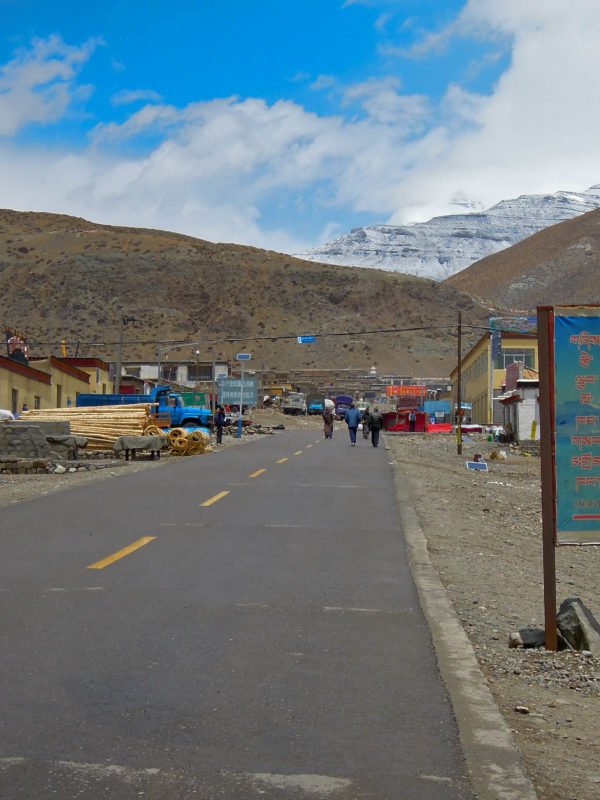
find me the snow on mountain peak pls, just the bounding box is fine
[296,185,600,281]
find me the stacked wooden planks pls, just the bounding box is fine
[22,404,155,450]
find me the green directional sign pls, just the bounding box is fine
[217,377,258,405]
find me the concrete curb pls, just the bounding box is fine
[386,437,538,800]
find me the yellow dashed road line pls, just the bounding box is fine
[294,450,303,456]
[200,490,230,507]
[248,468,267,478]
[87,536,156,570]
[276,457,288,464]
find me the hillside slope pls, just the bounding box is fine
[445,208,600,310]
[0,209,490,376]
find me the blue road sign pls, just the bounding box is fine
[236,353,252,360]
[297,335,316,344]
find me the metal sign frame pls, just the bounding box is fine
[538,304,600,650]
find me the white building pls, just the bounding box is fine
[497,362,540,442]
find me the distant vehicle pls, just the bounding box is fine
[77,386,213,428]
[282,391,307,415]
[334,394,353,420]
[306,394,325,415]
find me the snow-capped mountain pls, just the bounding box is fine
[297,186,600,281]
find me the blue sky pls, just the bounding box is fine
[1,1,599,252]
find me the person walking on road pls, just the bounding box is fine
[214,405,226,445]
[408,409,417,432]
[344,403,361,446]
[369,407,384,447]
[361,406,370,440]
[322,406,334,439]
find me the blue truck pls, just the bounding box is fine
[76,386,213,428]
[334,394,353,420]
[307,394,325,415]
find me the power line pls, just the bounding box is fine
[25,322,501,350]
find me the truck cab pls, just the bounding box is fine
[307,394,325,415]
[154,388,212,428]
[282,391,307,415]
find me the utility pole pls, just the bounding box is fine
[114,316,140,393]
[456,311,463,456]
[211,351,216,415]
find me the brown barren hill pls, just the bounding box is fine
[0,209,490,374]
[445,207,600,310]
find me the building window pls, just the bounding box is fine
[188,364,212,383]
[56,384,62,407]
[161,365,178,382]
[126,367,141,378]
[11,388,18,414]
[34,396,41,409]
[494,348,535,369]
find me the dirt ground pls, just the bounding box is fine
[389,433,600,800]
[1,414,598,798]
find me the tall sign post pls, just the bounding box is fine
[538,305,600,650]
[236,353,252,438]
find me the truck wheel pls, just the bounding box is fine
[183,419,200,428]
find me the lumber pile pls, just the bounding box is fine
[22,404,155,450]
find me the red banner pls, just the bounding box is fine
[386,385,427,397]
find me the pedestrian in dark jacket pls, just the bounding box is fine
[214,406,226,444]
[369,407,384,447]
[344,403,361,446]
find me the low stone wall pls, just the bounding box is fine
[0,423,52,459]
[0,457,123,474]
[0,457,52,474]
[12,420,70,436]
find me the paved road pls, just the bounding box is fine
[0,429,475,799]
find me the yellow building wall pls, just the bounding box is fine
[0,368,52,412]
[77,366,112,394]
[452,335,538,423]
[32,359,90,408]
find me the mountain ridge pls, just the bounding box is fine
[298,185,600,281]
[0,208,490,377]
[444,207,600,310]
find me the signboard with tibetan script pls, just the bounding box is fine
[386,385,427,397]
[542,306,600,545]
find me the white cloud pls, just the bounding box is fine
[385,0,600,223]
[0,35,100,135]
[111,89,163,106]
[343,76,430,130]
[3,5,600,252]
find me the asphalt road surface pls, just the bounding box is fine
[0,429,475,799]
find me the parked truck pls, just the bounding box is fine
[334,394,353,420]
[281,391,307,415]
[76,386,213,428]
[306,394,325,415]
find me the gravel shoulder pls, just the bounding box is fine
[3,416,597,798]
[388,433,600,800]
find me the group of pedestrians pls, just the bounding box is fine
[322,403,383,447]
